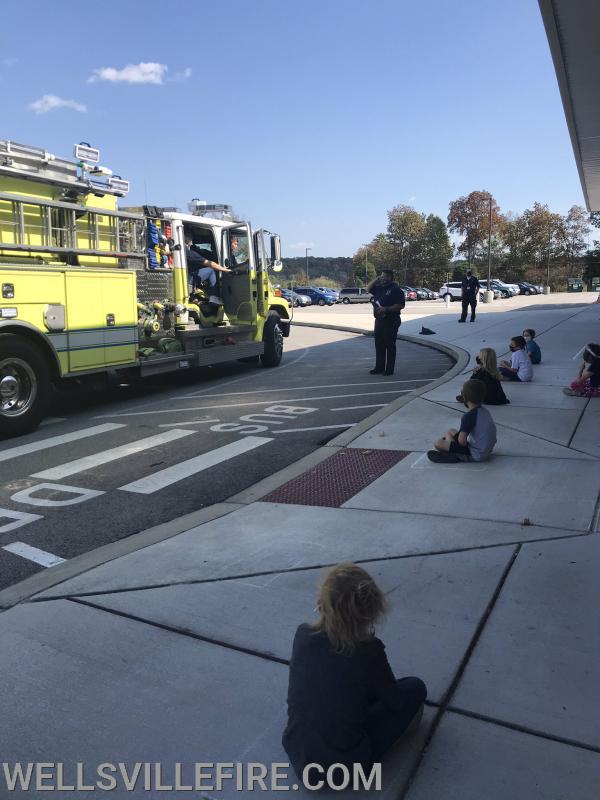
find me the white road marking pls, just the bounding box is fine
[330,403,387,411]
[273,424,357,434]
[31,429,194,480]
[119,435,273,494]
[0,508,43,533]
[96,390,418,419]
[11,483,105,507]
[0,423,126,464]
[174,378,434,400]
[3,542,66,567]
[159,419,221,428]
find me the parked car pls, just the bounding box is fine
[405,286,428,300]
[316,287,340,302]
[281,289,311,307]
[479,280,510,298]
[439,281,485,301]
[516,282,539,295]
[294,286,336,306]
[339,287,373,304]
[400,285,418,301]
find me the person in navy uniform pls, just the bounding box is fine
[459,270,480,322]
[366,270,405,375]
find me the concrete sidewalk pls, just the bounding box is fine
[1,297,599,799]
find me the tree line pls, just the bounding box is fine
[353,192,598,291]
[280,193,600,292]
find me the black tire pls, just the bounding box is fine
[261,312,284,368]
[0,334,50,438]
[318,299,326,306]
[523,289,530,295]
[342,297,350,304]
[443,293,453,302]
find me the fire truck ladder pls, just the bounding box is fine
[0,192,146,260]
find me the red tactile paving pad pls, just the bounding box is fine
[263,449,409,508]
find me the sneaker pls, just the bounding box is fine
[458,319,466,323]
[369,369,383,375]
[427,450,461,464]
[383,370,395,376]
[208,295,223,305]
[562,387,578,396]
[455,394,464,403]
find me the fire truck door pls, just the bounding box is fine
[222,224,255,324]
[65,271,137,371]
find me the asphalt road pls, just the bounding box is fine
[0,326,454,592]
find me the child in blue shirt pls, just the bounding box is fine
[523,329,541,364]
[428,379,497,464]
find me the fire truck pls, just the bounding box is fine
[0,140,291,437]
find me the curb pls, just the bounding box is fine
[0,503,242,610]
[1,327,466,611]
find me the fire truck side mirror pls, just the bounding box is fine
[271,235,282,272]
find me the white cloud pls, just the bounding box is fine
[169,67,192,82]
[28,94,87,115]
[287,241,316,251]
[88,62,168,85]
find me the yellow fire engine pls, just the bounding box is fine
[0,140,290,437]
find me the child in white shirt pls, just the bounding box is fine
[499,336,533,382]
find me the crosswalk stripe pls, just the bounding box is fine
[0,423,126,464]
[175,379,439,400]
[119,435,273,494]
[97,389,421,419]
[3,542,66,567]
[31,429,194,480]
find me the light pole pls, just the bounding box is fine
[483,195,495,303]
[546,225,552,293]
[305,246,311,283]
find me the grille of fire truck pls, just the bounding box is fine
[0,193,146,259]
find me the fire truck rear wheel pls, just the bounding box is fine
[0,334,50,438]
[261,312,284,368]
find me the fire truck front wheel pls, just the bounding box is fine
[0,334,50,437]
[261,312,284,368]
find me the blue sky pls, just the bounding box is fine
[0,0,584,257]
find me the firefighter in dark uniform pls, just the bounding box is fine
[367,270,405,375]
[459,270,480,322]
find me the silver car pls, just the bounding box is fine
[339,287,373,304]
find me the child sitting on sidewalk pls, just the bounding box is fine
[523,329,542,364]
[429,378,497,463]
[457,348,509,405]
[282,563,427,778]
[563,343,600,397]
[499,336,533,382]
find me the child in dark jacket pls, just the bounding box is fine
[282,564,426,779]
[457,348,509,405]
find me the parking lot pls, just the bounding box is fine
[0,325,454,593]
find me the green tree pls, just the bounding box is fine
[417,214,453,286]
[447,191,503,266]
[386,205,426,283]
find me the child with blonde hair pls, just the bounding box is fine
[282,563,426,777]
[457,348,509,405]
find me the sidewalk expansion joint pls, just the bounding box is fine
[567,396,590,449]
[447,707,600,755]
[398,544,522,800]
[68,597,291,667]
[423,397,597,459]
[32,529,592,604]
